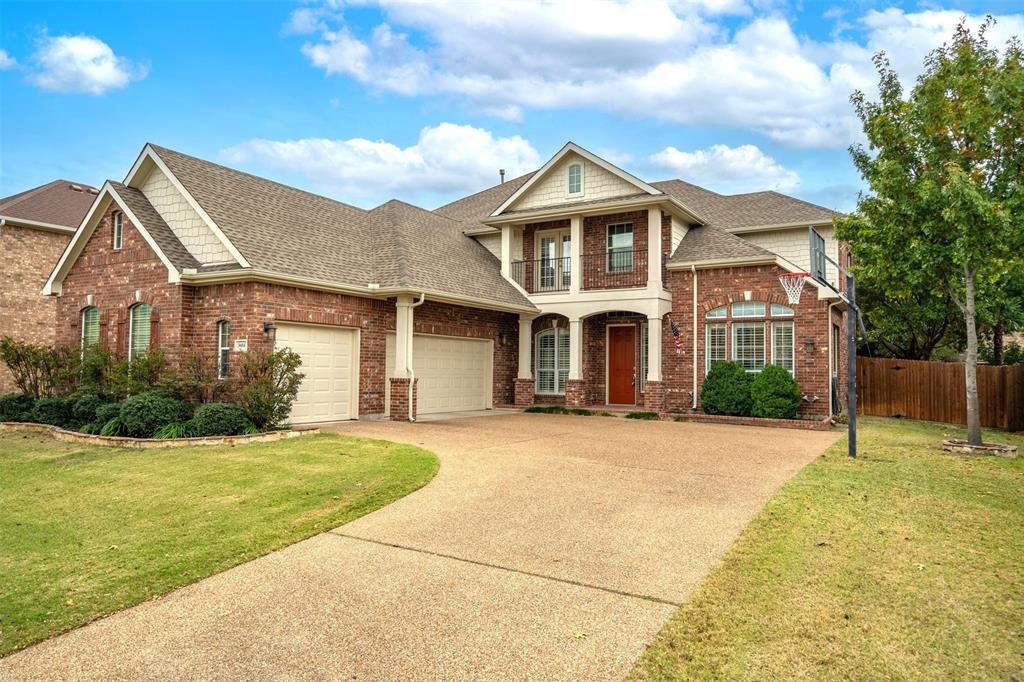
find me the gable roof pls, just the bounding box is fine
[652,180,836,231]
[667,225,776,267]
[109,182,200,270]
[0,180,98,232]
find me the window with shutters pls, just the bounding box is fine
[535,328,570,394]
[218,320,231,379]
[81,307,100,349]
[128,304,152,360]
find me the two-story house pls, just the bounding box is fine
[42,141,846,423]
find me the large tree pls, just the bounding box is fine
[837,20,1024,445]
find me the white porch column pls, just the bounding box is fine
[518,315,533,379]
[568,317,583,381]
[394,294,414,377]
[569,214,582,294]
[647,206,662,290]
[647,316,663,382]
[500,225,512,278]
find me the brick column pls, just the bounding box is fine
[389,377,417,421]
[514,378,534,407]
[565,379,585,407]
[643,380,666,413]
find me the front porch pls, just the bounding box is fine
[513,311,667,412]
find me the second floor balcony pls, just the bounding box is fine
[510,249,647,294]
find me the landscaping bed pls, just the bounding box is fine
[0,421,316,448]
[0,430,439,656]
[674,412,832,430]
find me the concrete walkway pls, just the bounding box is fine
[0,414,839,681]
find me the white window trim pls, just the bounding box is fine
[128,304,151,361]
[606,222,634,273]
[639,322,648,393]
[731,302,766,318]
[567,162,583,196]
[731,321,766,373]
[81,307,99,350]
[771,303,795,317]
[772,321,795,374]
[217,320,231,379]
[705,322,727,374]
[534,228,572,291]
[706,306,727,319]
[112,212,123,250]
[535,328,569,395]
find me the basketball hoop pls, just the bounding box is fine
[779,272,811,304]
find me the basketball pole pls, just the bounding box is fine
[847,273,857,459]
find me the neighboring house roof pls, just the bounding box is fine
[652,180,837,231]
[666,225,776,267]
[0,179,98,232]
[108,182,200,270]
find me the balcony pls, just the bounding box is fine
[510,256,571,293]
[581,249,646,290]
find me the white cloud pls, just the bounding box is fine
[220,123,540,202]
[29,34,147,94]
[292,3,1024,149]
[0,49,16,70]
[649,144,799,192]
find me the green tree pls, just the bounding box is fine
[837,20,1024,444]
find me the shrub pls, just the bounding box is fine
[107,351,168,401]
[0,337,79,398]
[0,393,36,422]
[237,349,304,429]
[156,354,233,405]
[71,394,108,426]
[154,421,196,439]
[119,391,192,438]
[700,361,754,416]
[625,411,660,420]
[78,345,114,395]
[99,417,126,437]
[750,365,803,419]
[94,402,122,425]
[191,403,251,436]
[79,422,102,435]
[31,396,73,427]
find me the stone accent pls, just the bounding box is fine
[514,378,534,407]
[564,379,585,407]
[643,380,665,412]
[389,377,417,421]
[0,224,73,393]
[675,413,833,431]
[0,421,317,447]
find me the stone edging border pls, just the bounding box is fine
[941,438,1018,458]
[0,422,319,449]
[671,413,834,431]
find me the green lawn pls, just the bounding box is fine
[631,417,1024,681]
[0,431,438,656]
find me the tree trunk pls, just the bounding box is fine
[993,321,1004,365]
[963,266,982,445]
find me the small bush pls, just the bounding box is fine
[700,361,754,416]
[191,403,251,436]
[31,396,73,427]
[0,337,79,398]
[94,402,122,425]
[107,351,169,401]
[119,391,192,438]
[625,411,660,420]
[79,422,101,435]
[237,349,304,429]
[154,421,196,439]
[99,417,126,437]
[750,365,803,419]
[71,394,108,426]
[0,393,36,422]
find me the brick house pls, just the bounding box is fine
[43,142,847,422]
[1,180,98,392]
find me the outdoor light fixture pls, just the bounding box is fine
[804,337,816,353]
[500,332,509,346]
[263,321,278,336]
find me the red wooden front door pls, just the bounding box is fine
[608,326,636,405]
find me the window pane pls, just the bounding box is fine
[81,308,100,348]
[557,329,570,393]
[771,304,794,317]
[130,304,152,358]
[772,322,794,373]
[732,322,765,372]
[218,321,231,378]
[568,164,582,194]
[639,323,648,392]
[732,302,765,317]
[536,330,556,394]
[706,306,726,318]
[706,323,726,373]
[607,223,633,249]
[113,213,123,249]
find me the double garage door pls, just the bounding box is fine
[276,323,492,423]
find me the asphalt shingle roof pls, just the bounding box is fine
[0,180,98,228]
[668,226,776,265]
[652,180,837,231]
[109,182,200,270]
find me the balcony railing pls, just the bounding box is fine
[581,249,646,290]
[510,256,571,293]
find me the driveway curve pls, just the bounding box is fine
[0,414,838,681]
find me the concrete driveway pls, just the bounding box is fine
[0,414,839,681]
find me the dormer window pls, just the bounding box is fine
[567,163,582,195]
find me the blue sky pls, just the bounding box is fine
[2,1,1022,211]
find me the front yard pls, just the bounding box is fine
[0,431,438,656]
[630,417,1024,680]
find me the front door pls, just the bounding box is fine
[608,326,636,405]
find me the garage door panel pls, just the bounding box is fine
[385,334,492,416]
[276,324,358,424]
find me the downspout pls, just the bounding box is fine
[407,293,426,421]
[692,265,698,409]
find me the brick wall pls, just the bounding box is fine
[664,264,843,416]
[582,210,648,290]
[0,224,71,393]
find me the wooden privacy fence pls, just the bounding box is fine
[857,357,1024,431]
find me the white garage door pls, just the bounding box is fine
[386,334,492,416]
[275,323,359,423]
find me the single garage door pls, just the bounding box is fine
[276,323,359,423]
[386,334,492,416]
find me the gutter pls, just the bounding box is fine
[0,214,78,235]
[692,265,698,410]
[481,194,706,227]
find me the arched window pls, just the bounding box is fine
[81,307,100,349]
[112,211,124,250]
[128,304,152,360]
[217,320,231,379]
[535,328,570,395]
[567,163,583,195]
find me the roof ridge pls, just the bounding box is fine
[0,179,69,212]
[651,178,724,197]
[148,143,370,215]
[433,171,536,213]
[760,190,839,214]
